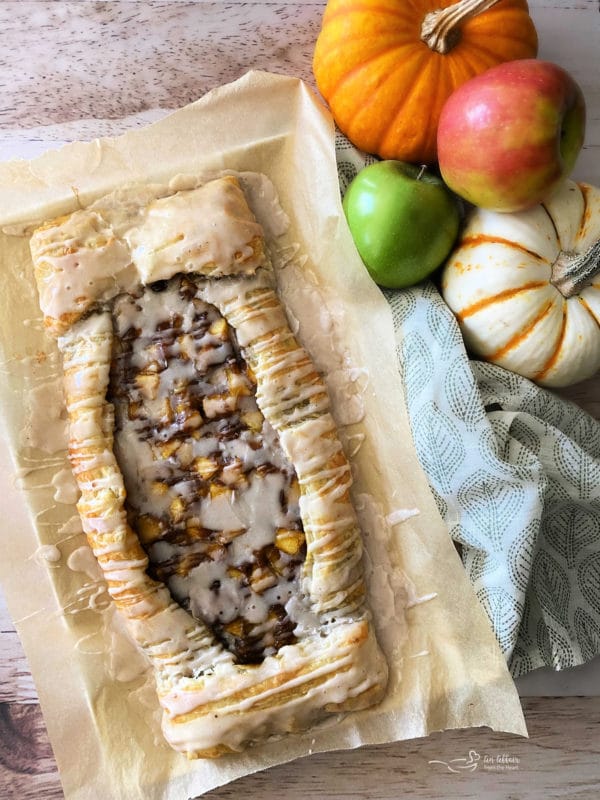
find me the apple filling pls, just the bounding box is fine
[109,275,306,664]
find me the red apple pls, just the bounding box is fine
[437,59,586,212]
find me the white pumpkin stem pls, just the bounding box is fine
[421,0,502,54]
[550,239,600,299]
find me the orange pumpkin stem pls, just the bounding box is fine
[421,0,503,54]
[551,239,600,299]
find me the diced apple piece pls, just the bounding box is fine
[275,529,305,556]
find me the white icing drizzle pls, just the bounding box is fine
[340,431,365,460]
[232,171,290,240]
[29,176,267,336]
[30,208,137,332]
[15,466,79,505]
[386,507,421,526]
[33,544,62,564]
[406,592,438,610]
[35,174,388,758]
[51,467,79,504]
[59,312,231,681]
[125,180,265,283]
[22,317,45,330]
[20,379,68,453]
[14,463,76,507]
[110,277,309,663]
[73,582,111,615]
[105,607,150,684]
[74,631,105,656]
[353,492,411,646]
[58,515,84,537]
[67,545,103,581]
[199,271,367,620]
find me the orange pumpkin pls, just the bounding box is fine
[313,0,538,164]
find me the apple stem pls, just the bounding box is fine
[416,164,427,181]
[550,238,600,298]
[421,0,502,54]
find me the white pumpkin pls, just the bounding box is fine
[441,180,600,388]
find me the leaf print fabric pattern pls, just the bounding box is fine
[391,284,600,678]
[575,608,600,661]
[336,132,600,678]
[411,401,466,497]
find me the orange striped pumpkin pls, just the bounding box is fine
[441,180,600,388]
[312,0,538,164]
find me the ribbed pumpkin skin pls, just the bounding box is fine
[313,0,538,164]
[441,181,600,388]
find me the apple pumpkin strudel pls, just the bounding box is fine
[29,174,388,757]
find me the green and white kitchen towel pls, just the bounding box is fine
[337,134,600,678]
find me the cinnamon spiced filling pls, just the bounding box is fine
[109,276,306,664]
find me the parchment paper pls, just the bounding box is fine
[0,71,526,800]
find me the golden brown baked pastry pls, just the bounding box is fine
[30,175,388,757]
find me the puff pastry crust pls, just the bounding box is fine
[30,175,388,757]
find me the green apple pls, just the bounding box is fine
[342,160,460,289]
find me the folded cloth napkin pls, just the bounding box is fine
[336,134,600,678]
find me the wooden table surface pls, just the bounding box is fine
[1,2,599,799]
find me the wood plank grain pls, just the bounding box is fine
[0,632,37,706]
[0,1,599,797]
[0,1,324,126]
[205,698,600,800]
[0,705,63,800]
[0,593,38,705]
[0,698,598,800]
[1,1,597,175]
